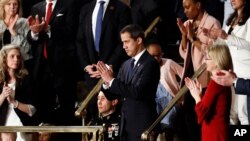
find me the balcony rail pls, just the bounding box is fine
[141,63,207,141]
[0,126,103,141]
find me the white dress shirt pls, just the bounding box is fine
[92,0,110,40]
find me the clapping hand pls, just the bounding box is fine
[1,82,14,103]
[202,28,228,40]
[96,61,113,85]
[85,64,101,78]
[1,83,10,99]
[186,21,196,42]
[185,77,202,103]
[177,18,187,37]
[27,15,46,34]
[8,14,19,36]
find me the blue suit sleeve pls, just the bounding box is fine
[235,78,250,95]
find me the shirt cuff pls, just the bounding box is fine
[102,78,115,89]
[233,78,238,88]
[28,104,37,117]
[109,78,114,86]
[31,31,39,40]
[47,25,51,38]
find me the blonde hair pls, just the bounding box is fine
[0,44,27,83]
[207,41,233,71]
[0,0,23,19]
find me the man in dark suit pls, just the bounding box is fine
[212,70,250,123]
[96,24,160,141]
[76,0,131,121]
[76,0,131,80]
[27,0,78,126]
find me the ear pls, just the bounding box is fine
[111,99,118,106]
[137,37,143,44]
[197,2,201,9]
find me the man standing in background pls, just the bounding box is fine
[76,0,131,121]
[96,24,160,141]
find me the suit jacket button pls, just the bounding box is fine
[123,98,126,101]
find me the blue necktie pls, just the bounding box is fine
[127,59,135,82]
[95,1,105,52]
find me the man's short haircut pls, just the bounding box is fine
[120,24,145,42]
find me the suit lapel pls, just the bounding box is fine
[133,51,147,74]
[49,0,63,24]
[87,1,98,58]
[102,0,115,36]
[197,12,208,36]
[231,24,242,35]
[88,1,96,41]
[127,51,148,82]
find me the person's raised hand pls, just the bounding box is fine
[185,78,202,103]
[27,15,45,34]
[211,69,236,86]
[8,14,19,36]
[96,61,113,83]
[177,18,187,36]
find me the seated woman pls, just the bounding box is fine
[146,40,183,141]
[0,44,37,141]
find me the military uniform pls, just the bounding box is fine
[94,111,121,141]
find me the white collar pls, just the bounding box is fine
[133,49,146,66]
[46,0,57,4]
[96,0,109,4]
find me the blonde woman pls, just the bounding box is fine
[176,0,221,140]
[185,42,233,141]
[0,44,37,141]
[203,0,250,125]
[0,0,32,71]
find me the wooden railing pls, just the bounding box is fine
[141,63,207,141]
[0,126,103,141]
[144,16,161,37]
[75,79,104,119]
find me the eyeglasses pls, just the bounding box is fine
[205,57,212,61]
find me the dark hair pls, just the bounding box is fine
[191,0,206,9]
[145,39,162,49]
[100,87,120,101]
[226,0,250,26]
[120,24,145,42]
